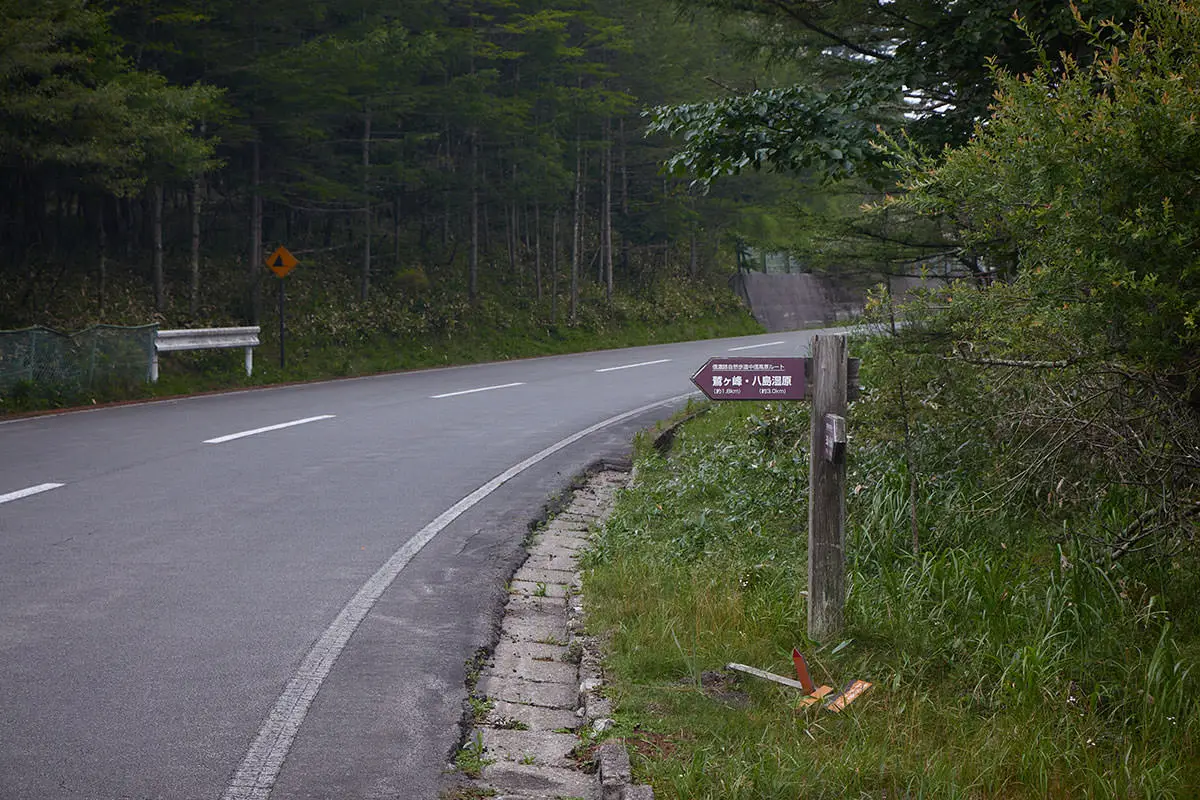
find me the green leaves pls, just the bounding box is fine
[891,0,1200,380]
[647,80,896,185]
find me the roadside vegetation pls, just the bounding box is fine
[584,326,1199,798]
[0,271,759,412]
[584,4,1200,796]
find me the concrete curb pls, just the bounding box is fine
[451,469,653,800]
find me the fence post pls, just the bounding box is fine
[808,334,848,640]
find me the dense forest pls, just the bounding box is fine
[0,0,807,334]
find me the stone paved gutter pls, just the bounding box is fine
[448,468,652,800]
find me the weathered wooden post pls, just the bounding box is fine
[808,335,848,640]
[689,340,852,640]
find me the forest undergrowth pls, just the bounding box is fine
[0,258,761,412]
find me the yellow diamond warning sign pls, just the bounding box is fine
[265,246,298,278]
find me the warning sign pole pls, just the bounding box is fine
[264,246,299,370]
[278,276,286,369]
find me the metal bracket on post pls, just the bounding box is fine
[823,414,846,464]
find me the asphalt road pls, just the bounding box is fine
[0,328,836,800]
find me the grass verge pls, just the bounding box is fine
[1,278,762,414]
[583,399,1200,799]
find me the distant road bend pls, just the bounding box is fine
[0,328,838,800]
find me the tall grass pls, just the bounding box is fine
[585,400,1200,799]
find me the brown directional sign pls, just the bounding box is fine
[265,246,299,278]
[691,357,807,401]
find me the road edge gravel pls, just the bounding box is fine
[445,465,653,800]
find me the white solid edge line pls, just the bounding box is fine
[727,341,786,352]
[594,358,671,373]
[0,483,65,505]
[431,382,525,399]
[204,415,336,445]
[221,391,697,800]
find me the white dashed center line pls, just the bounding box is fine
[431,382,525,399]
[204,415,336,444]
[0,483,65,505]
[727,341,786,351]
[595,359,671,373]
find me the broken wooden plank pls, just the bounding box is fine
[825,679,872,712]
[726,662,810,691]
[797,685,834,708]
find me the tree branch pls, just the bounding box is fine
[1110,503,1200,562]
[763,0,894,62]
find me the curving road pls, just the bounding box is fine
[0,329,834,800]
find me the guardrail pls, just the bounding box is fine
[151,327,261,382]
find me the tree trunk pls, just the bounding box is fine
[689,227,699,280]
[121,197,134,260]
[507,163,518,282]
[506,203,517,279]
[394,191,402,267]
[190,175,202,316]
[152,184,165,313]
[469,132,479,302]
[97,200,107,317]
[249,139,263,324]
[551,207,559,324]
[603,118,613,304]
[570,140,582,324]
[482,191,491,255]
[361,104,372,302]
[534,200,542,302]
[619,118,631,276]
[442,189,450,248]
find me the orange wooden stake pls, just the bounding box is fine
[796,685,834,709]
[792,647,816,694]
[825,679,872,712]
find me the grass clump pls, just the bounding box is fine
[454,732,494,779]
[584,394,1200,799]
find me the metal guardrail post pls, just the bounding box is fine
[151,327,261,383]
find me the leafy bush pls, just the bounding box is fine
[889,0,1200,387]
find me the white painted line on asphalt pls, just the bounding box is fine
[204,415,336,444]
[431,382,525,399]
[727,340,786,352]
[595,359,671,373]
[0,483,65,505]
[221,390,698,800]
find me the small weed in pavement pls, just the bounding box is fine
[454,732,493,779]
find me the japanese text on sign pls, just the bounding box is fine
[691,357,807,401]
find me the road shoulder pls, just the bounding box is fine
[446,468,653,800]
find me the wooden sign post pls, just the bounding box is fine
[807,335,848,640]
[692,336,853,641]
